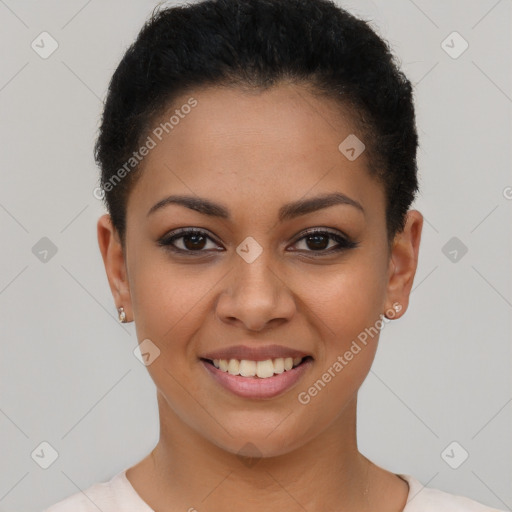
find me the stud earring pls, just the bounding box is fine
[118,306,127,323]
[384,302,403,319]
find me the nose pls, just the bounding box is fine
[215,249,296,332]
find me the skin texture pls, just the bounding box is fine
[97,82,423,512]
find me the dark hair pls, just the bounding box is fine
[94,0,419,246]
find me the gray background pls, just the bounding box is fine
[0,0,510,510]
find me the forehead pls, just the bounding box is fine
[155,83,360,160]
[127,83,384,221]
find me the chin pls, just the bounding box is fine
[201,416,311,460]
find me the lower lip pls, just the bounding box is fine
[201,358,313,399]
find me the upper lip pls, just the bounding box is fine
[200,344,312,362]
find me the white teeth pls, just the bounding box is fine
[273,357,285,374]
[227,359,240,375]
[210,356,306,378]
[239,360,257,377]
[256,359,274,378]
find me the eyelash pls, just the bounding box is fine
[157,227,359,256]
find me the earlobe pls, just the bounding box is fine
[384,210,423,319]
[97,213,133,321]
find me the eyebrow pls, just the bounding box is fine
[147,192,364,221]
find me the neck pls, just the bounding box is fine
[130,392,378,512]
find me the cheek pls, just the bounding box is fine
[300,255,388,336]
[296,254,387,391]
[127,248,209,351]
[293,266,385,426]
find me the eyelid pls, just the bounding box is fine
[291,227,351,243]
[160,227,218,241]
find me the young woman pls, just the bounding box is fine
[44,0,504,510]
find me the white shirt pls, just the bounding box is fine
[43,469,505,511]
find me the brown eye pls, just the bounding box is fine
[157,227,358,257]
[304,233,330,250]
[291,229,358,254]
[181,232,207,250]
[157,228,222,254]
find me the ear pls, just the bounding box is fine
[97,213,133,322]
[383,210,423,319]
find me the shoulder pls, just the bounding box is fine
[42,470,131,512]
[399,474,506,512]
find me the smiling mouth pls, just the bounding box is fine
[200,356,313,379]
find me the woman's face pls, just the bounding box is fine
[98,82,422,458]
